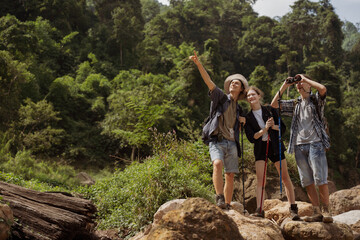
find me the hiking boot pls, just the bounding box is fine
[303,206,323,222]
[224,203,232,210]
[216,194,226,209]
[322,206,333,223]
[289,204,301,221]
[251,207,265,218]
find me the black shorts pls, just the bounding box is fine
[254,140,285,163]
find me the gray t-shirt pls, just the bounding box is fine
[296,97,321,145]
[213,99,237,141]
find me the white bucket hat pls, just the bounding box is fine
[224,74,249,100]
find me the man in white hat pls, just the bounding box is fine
[189,51,248,209]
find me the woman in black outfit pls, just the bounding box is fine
[244,86,299,220]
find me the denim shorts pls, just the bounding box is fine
[209,139,239,173]
[294,141,328,187]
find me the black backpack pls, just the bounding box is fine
[201,94,229,144]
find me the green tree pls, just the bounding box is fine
[280,0,344,71]
[341,88,360,168]
[112,2,144,67]
[219,0,256,73]
[14,99,65,155]
[0,50,38,131]
[102,70,186,160]
[238,16,279,76]
[0,15,78,95]
[47,72,112,163]
[141,0,161,23]
[0,0,92,34]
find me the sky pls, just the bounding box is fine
[157,0,360,24]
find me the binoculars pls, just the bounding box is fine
[286,75,302,84]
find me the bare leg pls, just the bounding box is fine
[224,173,235,204]
[255,161,266,208]
[275,159,296,204]
[318,184,330,206]
[213,159,224,195]
[305,183,320,206]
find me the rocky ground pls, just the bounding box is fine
[126,185,360,240]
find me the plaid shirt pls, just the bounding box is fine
[280,92,330,153]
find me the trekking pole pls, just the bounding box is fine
[259,133,270,213]
[278,90,283,199]
[241,123,246,214]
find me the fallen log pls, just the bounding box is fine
[0,181,98,240]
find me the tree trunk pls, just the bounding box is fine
[120,43,123,66]
[0,181,98,240]
[131,146,135,161]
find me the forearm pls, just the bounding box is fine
[271,82,288,108]
[254,127,269,140]
[195,62,216,91]
[302,77,326,96]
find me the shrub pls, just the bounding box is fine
[0,150,78,189]
[83,130,213,236]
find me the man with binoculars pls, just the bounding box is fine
[271,74,332,223]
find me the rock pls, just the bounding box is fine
[153,199,186,225]
[230,201,246,215]
[353,220,360,235]
[334,210,360,240]
[263,199,313,225]
[330,185,360,215]
[76,172,95,186]
[137,198,285,240]
[145,198,244,240]
[225,209,284,240]
[333,210,360,226]
[282,221,354,240]
[95,229,122,240]
[0,203,13,240]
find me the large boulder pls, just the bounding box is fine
[282,221,354,240]
[134,198,285,240]
[330,185,360,215]
[145,198,244,240]
[0,203,13,240]
[263,199,313,225]
[226,209,284,240]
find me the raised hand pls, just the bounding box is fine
[189,50,200,65]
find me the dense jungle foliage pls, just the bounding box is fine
[1,0,360,236]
